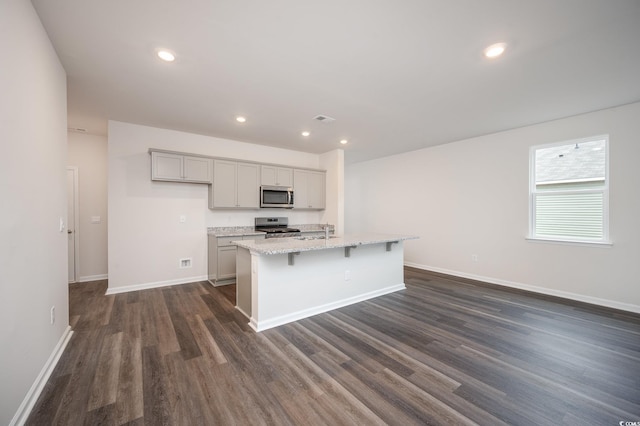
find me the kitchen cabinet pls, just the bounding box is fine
[149,148,326,209]
[151,151,213,183]
[217,245,237,281]
[261,165,293,187]
[208,233,265,286]
[293,169,326,210]
[209,160,259,209]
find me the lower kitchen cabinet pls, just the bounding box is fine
[217,245,237,281]
[208,233,265,286]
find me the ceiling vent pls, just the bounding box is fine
[313,115,336,123]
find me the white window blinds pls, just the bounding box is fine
[530,136,609,243]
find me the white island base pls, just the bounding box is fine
[235,235,414,332]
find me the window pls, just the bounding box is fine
[529,135,609,244]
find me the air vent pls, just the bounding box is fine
[313,115,336,123]
[179,258,192,268]
[67,127,87,133]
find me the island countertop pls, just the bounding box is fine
[234,233,418,255]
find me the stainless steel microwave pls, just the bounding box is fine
[260,185,294,208]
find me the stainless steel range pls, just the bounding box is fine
[255,217,301,238]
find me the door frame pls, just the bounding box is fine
[67,166,80,283]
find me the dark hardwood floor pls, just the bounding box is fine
[27,267,640,425]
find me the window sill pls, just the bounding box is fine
[526,237,613,248]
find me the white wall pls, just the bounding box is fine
[346,102,640,312]
[68,132,108,281]
[0,1,69,424]
[108,121,339,291]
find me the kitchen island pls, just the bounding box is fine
[234,233,418,332]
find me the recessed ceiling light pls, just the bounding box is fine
[157,50,175,62]
[236,116,246,123]
[483,42,507,59]
[301,131,310,137]
[340,139,348,145]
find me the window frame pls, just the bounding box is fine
[528,135,611,246]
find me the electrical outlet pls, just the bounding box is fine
[179,258,192,268]
[345,270,351,281]
[179,215,186,223]
[50,306,55,325]
[472,254,478,262]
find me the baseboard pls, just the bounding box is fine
[105,275,207,295]
[235,305,251,320]
[404,262,640,314]
[78,274,108,283]
[10,326,73,426]
[209,278,235,287]
[249,283,406,332]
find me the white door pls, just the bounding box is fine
[67,167,78,283]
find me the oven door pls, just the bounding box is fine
[260,186,294,208]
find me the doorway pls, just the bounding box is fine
[67,167,79,283]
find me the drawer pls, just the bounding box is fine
[217,236,241,247]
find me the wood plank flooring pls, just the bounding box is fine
[27,267,640,425]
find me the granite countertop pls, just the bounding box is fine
[207,226,263,237]
[207,224,334,237]
[235,233,418,255]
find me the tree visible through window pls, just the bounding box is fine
[530,135,609,243]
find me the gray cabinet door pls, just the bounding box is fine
[293,169,309,209]
[307,171,326,209]
[261,165,292,186]
[151,152,183,181]
[211,160,237,207]
[294,169,325,209]
[151,151,212,183]
[236,162,259,208]
[217,246,237,280]
[260,165,277,186]
[276,167,293,186]
[183,156,213,183]
[211,160,258,208]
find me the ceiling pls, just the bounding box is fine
[32,0,640,164]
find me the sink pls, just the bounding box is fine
[295,235,338,240]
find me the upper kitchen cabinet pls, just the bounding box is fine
[261,165,293,187]
[293,169,326,210]
[150,150,213,184]
[209,160,260,209]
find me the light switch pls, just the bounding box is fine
[91,216,101,224]
[59,217,65,232]
[179,215,186,223]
